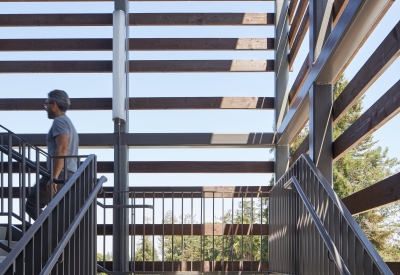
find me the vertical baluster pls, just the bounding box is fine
[181,192,184,270]
[7,133,12,246]
[153,192,155,272]
[172,191,174,268]
[348,227,355,274]
[191,191,194,272]
[222,191,224,272]
[0,133,4,214]
[162,191,164,273]
[355,237,363,275]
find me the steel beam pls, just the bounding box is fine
[274,0,290,181]
[277,0,392,145]
[11,133,276,148]
[113,0,129,273]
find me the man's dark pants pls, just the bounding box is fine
[24,171,74,274]
[25,171,73,220]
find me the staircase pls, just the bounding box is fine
[0,125,107,274]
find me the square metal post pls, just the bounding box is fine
[309,0,333,185]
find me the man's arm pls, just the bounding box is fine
[47,134,69,194]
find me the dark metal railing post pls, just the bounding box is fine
[7,132,13,246]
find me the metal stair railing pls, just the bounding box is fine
[284,176,350,275]
[0,124,71,242]
[0,154,105,275]
[269,154,393,275]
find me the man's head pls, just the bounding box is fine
[45,89,70,119]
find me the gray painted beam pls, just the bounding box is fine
[308,0,333,184]
[9,133,276,148]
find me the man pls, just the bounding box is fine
[26,90,79,220]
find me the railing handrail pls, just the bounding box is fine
[0,154,97,274]
[0,144,64,183]
[39,175,107,275]
[273,154,393,275]
[300,154,392,274]
[0,124,48,156]
[284,176,351,275]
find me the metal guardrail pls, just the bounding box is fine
[269,154,393,275]
[284,176,350,275]
[0,154,102,275]
[0,124,82,242]
[96,187,269,274]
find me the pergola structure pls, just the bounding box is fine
[0,0,399,274]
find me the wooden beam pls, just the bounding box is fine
[0,60,274,73]
[386,262,400,275]
[288,6,309,70]
[129,13,275,26]
[332,0,348,24]
[0,38,274,51]
[342,172,400,215]
[329,0,394,84]
[0,97,274,111]
[288,54,309,107]
[288,0,308,48]
[7,186,272,199]
[289,136,309,166]
[288,0,299,24]
[96,224,269,236]
[97,261,269,272]
[13,133,275,147]
[4,161,274,173]
[333,80,400,160]
[333,21,400,123]
[0,13,274,26]
[1,0,273,1]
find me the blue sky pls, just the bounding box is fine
[0,1,399,188]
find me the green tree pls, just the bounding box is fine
[135,236,159,261]
[158,211,201,261]
[291,74,400,260]
[134,217,160,261]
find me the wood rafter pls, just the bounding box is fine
[288,7,309,70]
[0,38,274,51]
[3,161,274,173]
[288,0,308,48]
[11,133,275,147]
[288,55,309,106]
[0,97,274,110]
[0,13,274,26]
[342,172,400,215]
[0,60,274,73]
[333,21,400,123]
[333,80,400,160]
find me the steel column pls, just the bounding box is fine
[309,0,333,185]
[113,0,130,272]
[274,0,290,181]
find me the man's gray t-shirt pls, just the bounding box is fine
[46,115,79,173]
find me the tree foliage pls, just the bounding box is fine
[291,74,400,261]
